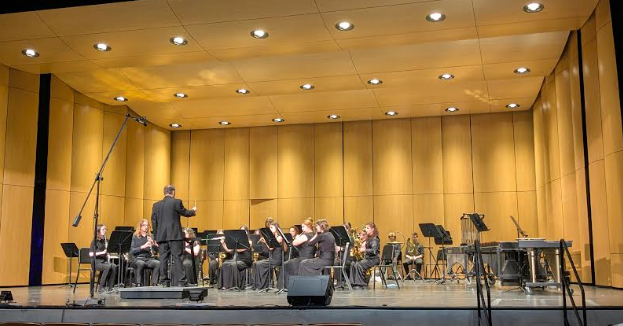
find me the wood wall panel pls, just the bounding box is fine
[50,75,74,103]
[47,98,74,191]
[548,179,564,241]
[124,197,143,226]
[68,192,96,248]
[569,43,587,171]
[8,69,39,93]
[278,125,314,198]
[412,117,443,194]
[42,190,70,284]
[278,197,314,229]
[555,69,576,177]
[373,195,413,240]
[170,131,190,202]
[544,78,561,182]
[101,112,127,197]
[605,151,623,254]
[249,127,277,199]
[474,192,519,242]
[189,129,224,201]
[413,194,444,235]
[442,115,474,194]
[561,173,580,244]
[513,111,536,192]
[315,196,343,226]
[0,185,33,286]
[99,195,125,229]
[4,87,38,187]
[343,121,373,197]
[575,171,593,282]
[223,200,250,230]
[613,254,623,288]
[125,119,145,199]
[471,113,517,193]
[582,40,605,164]
[144,126,171,201]
[373,119,412,196]
[71,102,103,193]
[0,84,7,185]
[517,191,538,238]
[443,194,474,244]
[597,23,623,156]
[588,160,612,286]
[250,199,277,229]
[224,128,250,200]
[315,123,343,198]
[344,196,373,230]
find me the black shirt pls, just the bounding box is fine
[364,236,381,260]
[90,238,107,262]
[308,232,335,261]
[130,234,155,259]
[297,232,317,259]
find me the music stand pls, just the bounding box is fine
[223,229,250,290]
[433,226,453,284]
[329,226,350,247]
[60,243,79,287]
[469,213,489,232]
[509,215,528,238]
[419,223,443,279]
[108,230,133,288]
[275,228,292,293]
[115,226,134,232]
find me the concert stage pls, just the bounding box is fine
[1,281,623,325]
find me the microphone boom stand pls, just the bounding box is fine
[71,114,145,300]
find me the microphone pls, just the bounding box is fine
[72,214,82,227]
[133,116,147,126]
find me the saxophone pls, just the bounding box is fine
[351,237,365,261]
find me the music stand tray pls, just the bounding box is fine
[329,226,350,247]
[60,243,79,286]
[469,213,489,232]
[223,230,250,251]
[419,223,442,239]
[434,225,453,245]
[259,227,280,249]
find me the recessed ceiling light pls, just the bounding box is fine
[114,96,128,102]
[174,92,188,98]
[335,21,354,31]
[251,29,268,39]
[523,3,544,13]
[170,36,188,46]
[300,83,315,90]
[439,73,454,80]
[169,123,182,128]
[426,12,446,22]
[385,111,398,116]
[273,118,285,123]
[219,121,231,126]
[506,103,520,109]
[22,49,39,58]
[327,114,340,120]
[236,89,250,94]
[514,67,531,74]
[445,107,459,113]
[93,43,111,52]
[367,78,383,85]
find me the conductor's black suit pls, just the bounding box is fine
[151,196,196,285]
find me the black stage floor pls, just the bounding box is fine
[2,280,622,309]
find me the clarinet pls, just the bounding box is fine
[104,236,110,263]
[147,233,154,257]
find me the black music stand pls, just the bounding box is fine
[329,226,351,288]
[419,223,443,279]
[60,243,79,287]
[433,226,453,284]
[115,226,134,232]
[108,230,133,288]
[223,229,250,291]
[259,227,280,292]
[275,227,292,293]
[469,213,489,232]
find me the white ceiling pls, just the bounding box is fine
[0,0,598,129]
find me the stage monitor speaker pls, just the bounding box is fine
[287,275,333,306]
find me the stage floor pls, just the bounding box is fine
[3,280,623,309]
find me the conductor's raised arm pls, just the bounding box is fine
[175,199,196,218]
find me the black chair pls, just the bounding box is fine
[72,248,99,293]
[324,242,352,291]
[373,244,400,289]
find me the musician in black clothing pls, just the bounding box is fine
[252,222,284,290]
[89,224,118,292]
[299,219,335,276]
[151,185,196,287]
[218,226,252,290]
[207,229,224,286]
[282,219,316,289]
[182,228,202,285]
[130,219,160,286]
[349,222,380,289]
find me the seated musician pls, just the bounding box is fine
[288,225,301,259]
[282,219,317,289]
[182,228,202,285]
[253,229,269,261]
[349,222,380,289]
[89,224,118,293]
[299,219,335,276]
[403,232,424,279]
[207,229,224,286]
[129,219,160,286]
[252,222,284,290]
[218,226,252,290]
[387,231,403,279]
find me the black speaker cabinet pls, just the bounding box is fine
[287,275,333,306]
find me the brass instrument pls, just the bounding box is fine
[351,237,365,261]
[218,252,226,268]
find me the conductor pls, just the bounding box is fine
[151,185,197,287]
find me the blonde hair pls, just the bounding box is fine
[316,219,329,232]
[302,219,314,232]
[134,219,150,237]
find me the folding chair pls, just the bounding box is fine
[324,242,352,291]
[373,244,400,289]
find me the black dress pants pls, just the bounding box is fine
[158,240,186,285]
